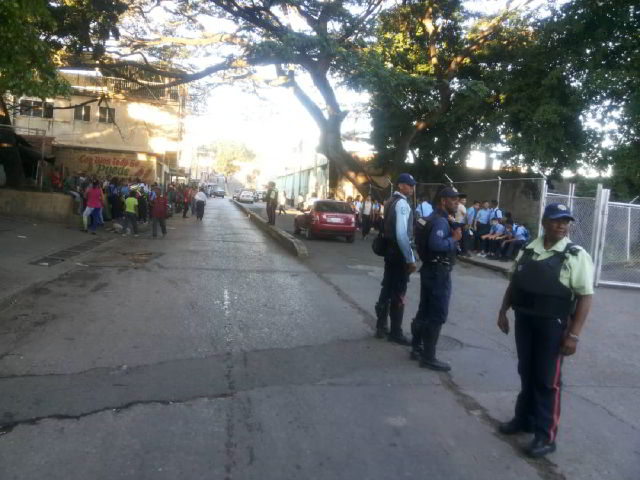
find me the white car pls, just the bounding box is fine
[238,190,255,203]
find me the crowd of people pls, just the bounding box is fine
[62,173,212,237]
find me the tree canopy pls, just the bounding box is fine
[0,0,127,123]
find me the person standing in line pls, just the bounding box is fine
[496,203,594,458]
[374,173,417,344]
[278,189,287,215]
[473,200,491,254]
[151,188,168,238]
[360,195,374,239]
[182,187,191,218]
[410,187,462,371]
[415,196,433,218]
[463,199,479,256]
[489,199,503,222]
[455,194,468,255]
[194,188,207,221]
[83,178,103,234]
[123,191,139,236]
[266,182,278,225]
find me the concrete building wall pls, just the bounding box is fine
[0,189,75,224]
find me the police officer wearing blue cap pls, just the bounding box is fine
[410,186,463,371]
[497,202,594,458]
[374,173,417,344]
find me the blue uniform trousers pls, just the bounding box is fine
[514,312,566,443]
[377,248,409,309]
[415,262,452,326]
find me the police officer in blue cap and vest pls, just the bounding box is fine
[410,186,463,371]
[374,173,417,344]
[497,202,594,458]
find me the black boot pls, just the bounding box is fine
[387,304,410,345]
[374,301,389,339]
[419,323,451,371]
[409,317,422,360]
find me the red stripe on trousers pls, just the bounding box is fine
[549,355,563,442]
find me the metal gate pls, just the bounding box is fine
[541,183,640,289]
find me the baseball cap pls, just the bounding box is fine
[543,203,575,221]
[435,186,463,199]
[396,173,416,186]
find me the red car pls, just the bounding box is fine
[294,200,357,243]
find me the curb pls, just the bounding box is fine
[231,200,308,258]
[457,255,511,275]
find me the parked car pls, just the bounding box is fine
[238,190,255,203]
[212,187,225,198]
[294,200,356,243]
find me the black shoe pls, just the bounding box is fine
[498,418,534,435]
[419,357,451,371]
[409,349,421,360]
[374,328,388,339]
[525,437,556,458]
[387,332,411,346]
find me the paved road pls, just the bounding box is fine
[0,200,638,479]
[245,200,640,480]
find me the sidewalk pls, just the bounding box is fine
[0,215,152,307]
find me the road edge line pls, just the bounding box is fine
[230,200,308,258]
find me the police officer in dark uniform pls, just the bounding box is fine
[374,173,417,344]
[410,187,462,371]
[497,203,594,458]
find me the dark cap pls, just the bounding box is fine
[543,202,575,221]
[436,186,463,199]
[396,173,416,186]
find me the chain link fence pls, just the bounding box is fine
[415,177,544,234]
[598,203,640,286]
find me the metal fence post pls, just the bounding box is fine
[537,178,548,237]
[590,184,603,259]
[497,176,502,207]
[568,183,575,211]
[594,188,610,287]
[626,206,631,262]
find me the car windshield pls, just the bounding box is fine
[314,201,353,214]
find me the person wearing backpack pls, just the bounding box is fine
[374,173,417,344]
[409,187,463,371]
[496,203,594,458]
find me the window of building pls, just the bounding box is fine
[74,105,91,122]
[19,99,54,118]
[99,107,115,124]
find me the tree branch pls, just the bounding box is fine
[274,64,327,130]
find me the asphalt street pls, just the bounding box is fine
[0,200,638,480]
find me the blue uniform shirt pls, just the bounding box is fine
[466,206,476,225]
[428,209,458,253]
[475,208,490,224]
[489,207,503,222]
[416,201,433,218]
[393,193,416,263]
[514,225,527,241]
[489,223,505,235]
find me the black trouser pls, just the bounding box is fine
[152,217,167,237]
[377,249,409,333]
[182,201,189,217]
[503,240,525,259]
[461,228,473,254]
[139,197,148,222]
[514,311,566,443]
[361,214,372,237]
[267,204,276,225]
[487,238,502,255]
[475,223,490,251]
[124,212,138,234]
[278,204,286,214]
[196,200,205,220]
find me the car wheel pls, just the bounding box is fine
[346,235,355,243]
[305,227,314,240]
